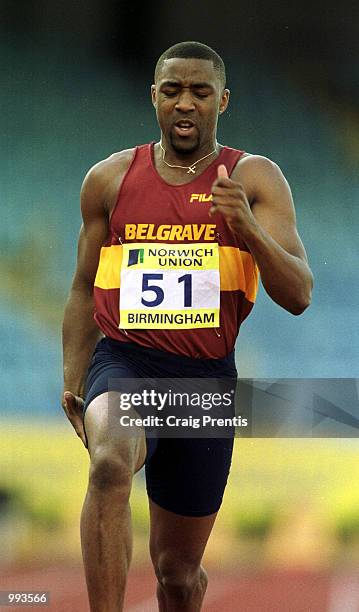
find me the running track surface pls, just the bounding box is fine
[1,564,358,611]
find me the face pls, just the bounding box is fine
[151,58,229,155]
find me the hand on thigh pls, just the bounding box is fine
[84,391,146,472]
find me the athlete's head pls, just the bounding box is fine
[155,41,226,89]
[152,41,230,156]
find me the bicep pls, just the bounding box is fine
[250,160,308,261]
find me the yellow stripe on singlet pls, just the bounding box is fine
[94,245,123,289]
[94,244,259,303]
[219,246,259,302]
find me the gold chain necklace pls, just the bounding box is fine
[159,141,217,174]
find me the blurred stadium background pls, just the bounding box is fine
[1,1,358,609]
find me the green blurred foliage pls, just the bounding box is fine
[2,425,359,566]
[336,514,359,545]
[234,505,276,540]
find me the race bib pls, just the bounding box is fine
[119,242,220,329]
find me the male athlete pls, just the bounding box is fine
[62,42,313,611]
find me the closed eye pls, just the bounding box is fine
[192,86,213,98]
[161,87,179,97]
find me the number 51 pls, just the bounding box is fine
[141,273,192,307]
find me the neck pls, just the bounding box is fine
[159,140,218,174]
[160,137,218,165]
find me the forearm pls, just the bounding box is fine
[241,222,313,314]
[62,288,102,397]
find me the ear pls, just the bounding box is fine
[151,84,157,108]
[219,88,230,115]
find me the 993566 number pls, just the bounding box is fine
[0,591,50,606]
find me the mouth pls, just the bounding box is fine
[173,119,196,137]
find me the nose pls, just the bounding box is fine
[175,88,195,112]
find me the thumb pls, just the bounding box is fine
[63,391,75,405]
[63,391,83,411]
[62,391,85,416]
[217,164,228,179]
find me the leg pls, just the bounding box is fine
[149,499,217,611]
[81,391,146,612]
[146,437,234,611]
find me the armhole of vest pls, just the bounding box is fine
[228,149,245,177]
[109,146,139,222]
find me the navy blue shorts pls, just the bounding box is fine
[83,337,237,517]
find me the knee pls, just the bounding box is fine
[88,447,133,497]
[153,552,201,600]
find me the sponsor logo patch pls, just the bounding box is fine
[189,193,213,203]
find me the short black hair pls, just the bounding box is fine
[155,41,226,88]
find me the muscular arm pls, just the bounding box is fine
[211,156,313,314]
[62,151,134,445]
[62,166,109,398]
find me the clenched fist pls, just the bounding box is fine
[210,164,255,236]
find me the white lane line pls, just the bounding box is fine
[328,574,359,612]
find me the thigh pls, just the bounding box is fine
[145,437,234,517]
[84,392,146,473]
[83,339,147,471]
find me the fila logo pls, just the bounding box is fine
[189,193,213,203]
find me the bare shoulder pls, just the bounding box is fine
[232,153,290,203]
[84,148,136,184]
[231,154,295,219]
[81,148,136,216]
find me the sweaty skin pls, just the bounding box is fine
[62,55,313,612]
